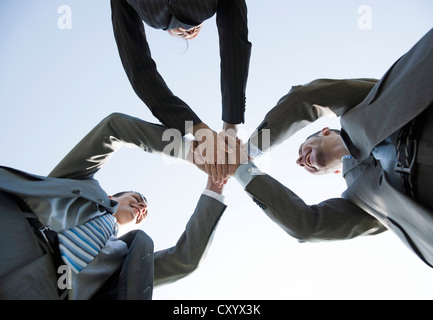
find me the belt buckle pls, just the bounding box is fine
[395,140,418,175]
[39,226,54,253]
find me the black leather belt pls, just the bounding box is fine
[395,118,421,199]
[7,192,68,298]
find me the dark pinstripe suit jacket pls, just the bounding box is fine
[111,0,252,134]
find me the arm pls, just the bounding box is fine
[111,0,202,134]
[153,177,227,287]
[236,162,387,241]
[250,78,378,153]
[49,113,187,180]
[216,0,252,125]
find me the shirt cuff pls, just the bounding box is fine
[235,162,263,188]
[247,140,263,158]
[202,189,226,205]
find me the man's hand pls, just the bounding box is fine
[206,175,225,194]
[226,139,249,177]
[192,123,236,185]
[188,137,248,186]
[222,122,238,134]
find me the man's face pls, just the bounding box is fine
[111,192,148,226]
[296,128,344,175]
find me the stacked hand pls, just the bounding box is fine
[187,122,249,185]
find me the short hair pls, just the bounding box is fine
[306,129,341,141]
[112,191,147,204]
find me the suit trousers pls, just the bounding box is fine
[92,230,154,300]
[0,191,155,300]
[0,192,60,299]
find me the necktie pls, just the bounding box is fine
[58,214,118,274]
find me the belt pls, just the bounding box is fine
[7,193,69,299]
[395,118,421,199]
[25,214,69,299]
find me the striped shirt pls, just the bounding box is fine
[58,214,118,273]
[111,0,252,134]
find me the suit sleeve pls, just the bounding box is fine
[250,78,378,152]
[237,163,387,241]
[111,0,202,134]
[153,194,226,287]
[49,113,187,180]
[216,0,252,124]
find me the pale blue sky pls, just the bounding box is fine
[1,0,433,299]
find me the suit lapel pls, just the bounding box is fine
[342,159,433,266]
[0,166,116,214]
[341,28,433,161]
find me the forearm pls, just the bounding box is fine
[153,194,226,287]
[217,0,252,125]
[111,0,202,134]
[49,113,187,179]
[249,78,378,153]
[235,162,386,241]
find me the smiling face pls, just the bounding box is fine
[296,127,347,175]
[111,192,148,226]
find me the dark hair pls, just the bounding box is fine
[112,191,147,203]
[306,129,341,141]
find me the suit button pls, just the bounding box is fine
[253,197,267,210]
[71,187,81,195]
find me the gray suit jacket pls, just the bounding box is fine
[245,28,433,267]
[0,113,226,299]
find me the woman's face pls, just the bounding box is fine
[168,24,203,40]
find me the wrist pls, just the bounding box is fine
[206,176,224,194]
[223,122,238,133]
[234,161,261,188]
[191,122,210,135]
